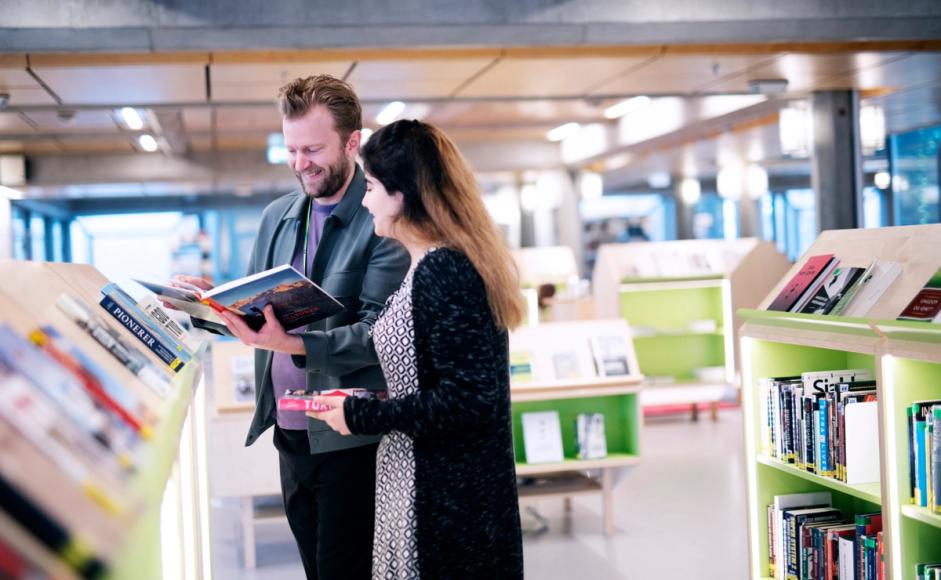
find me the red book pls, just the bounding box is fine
[768,254,836,312]
[898,267,941,322]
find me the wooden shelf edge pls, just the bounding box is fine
[900,504,941,529]
[755,455,882,505]
[516,454,640,476]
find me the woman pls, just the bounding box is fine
[308,119,525,579]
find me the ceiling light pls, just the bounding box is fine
[120,107,145,130]
[860,103,886,155]
[779,101,813,158]
[680,178,701,205]
[579,172,603,201]
[138,134,158,152]
[360,127,374,144]
[745,164,769,199]
[873,171,890,190]
[376,101,405,125]
[546,122,580,142]
[603,96,651,119]
[717,165,744,200]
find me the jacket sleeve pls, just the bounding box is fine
[344,249,506,438]
[294,235,409,376]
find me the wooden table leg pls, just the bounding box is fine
[602,468,615,536]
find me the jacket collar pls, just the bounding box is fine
[281,164,365,227]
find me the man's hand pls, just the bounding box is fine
[220,304,305,355]
[160,275,215,311]
[306,396,351,435]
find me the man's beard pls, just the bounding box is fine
[297,155,352,199]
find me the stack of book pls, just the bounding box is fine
[767,491,884,580]
[760,369,879,484]
[0,284,199,578]
[916,561,941,579]
[908,400,941,511]
[510,334,632,384]
[767,255,901,317]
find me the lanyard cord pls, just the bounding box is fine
[302,198,312,278]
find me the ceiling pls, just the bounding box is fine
[1,43,940,197]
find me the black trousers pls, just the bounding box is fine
[273,426,378,580]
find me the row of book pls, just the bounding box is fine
[760,369,879,485]
[917,562,941,579]
[767,491,882,580]
[908,400,941,512]
[520,411,608,464]
[767,253,941,322]
[0,284,201,578]
[510,335,631,384]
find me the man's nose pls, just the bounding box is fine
[292,154,309,173]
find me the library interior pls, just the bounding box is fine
[1,2,941,579]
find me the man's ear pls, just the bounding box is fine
[346,130,362,156]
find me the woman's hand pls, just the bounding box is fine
[220,305,305,355]
[306,396,351,436]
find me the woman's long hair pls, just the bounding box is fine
[361,119,525,330]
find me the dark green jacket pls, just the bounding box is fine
[244,165,408,453]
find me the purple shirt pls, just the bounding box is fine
[271,200,336,430]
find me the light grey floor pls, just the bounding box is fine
[209,410,749,580]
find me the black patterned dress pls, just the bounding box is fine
[345,247,524,580]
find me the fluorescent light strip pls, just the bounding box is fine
[120,107,144,130]
[603,96,651,119]
[138,134,158,152]
[376,101,405,126]
[546,122,580,142]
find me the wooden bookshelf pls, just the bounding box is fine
[593,238,791,417]
[0,260,206,580]
[739,224,941,580]
[509,318,643,536]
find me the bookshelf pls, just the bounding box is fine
[509,319,643,535]
[593,238,791,418]
[738,224,941,580]
[0,260,207,580]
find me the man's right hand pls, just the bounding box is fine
[160,275,214,311]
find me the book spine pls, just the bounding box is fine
[768,504,776,577]
[916,418,928,507]
[933,407,941,513]
[102,285,191,361]
[99,294,184,372]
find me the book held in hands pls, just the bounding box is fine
[135,264,345,333]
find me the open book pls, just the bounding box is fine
[134,265,345,333]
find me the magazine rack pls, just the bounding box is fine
[738,224,941,579]
[509,319,643,535]
[0,260,207,580]
[593,238,790,418]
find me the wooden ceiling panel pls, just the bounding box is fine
[210,61,351,102]
[213,106,281,132]
[448,126,551,143]
[456,56,651,98]
[704,52,909,93]
[348,58,494,100]
[182,108,213,132]
[0,141,25,153]
[31,64,207,105]
[21,110,120,132]
[56,140,136,154]
[837,52,941,92]
[21,141,65,154]
[426,99,611,127]
[0,113,36,133]
[592,54,779,96]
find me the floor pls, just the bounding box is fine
[209,410,750,580]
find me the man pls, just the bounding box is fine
[179,75,408,579]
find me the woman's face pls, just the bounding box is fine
[362,170,405,239]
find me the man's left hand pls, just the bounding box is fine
[220,305,305,355]
[306,396,351,436]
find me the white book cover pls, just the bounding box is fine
[841,260,902,318]
[521,411,564,464]
[838,536,856,580]
[772,491,832,580]
[576,413,607,459]
[844,400,880,485]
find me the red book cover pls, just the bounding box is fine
[768,254,836,312]
[898,268,941,322]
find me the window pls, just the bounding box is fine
[890,124,940,225]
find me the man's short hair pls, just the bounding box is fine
[277,75,362,141]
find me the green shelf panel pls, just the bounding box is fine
[746,340,877,388]
[511,394,639,463]
[753,461,882,574]
[901,505,941,530]
[877,318,941,345]
[899,514,941,577]
[631,333,725,378]
[619,285,724,331]
[738,308,879,339]
[757,456,881,504]
[106,353,203,580]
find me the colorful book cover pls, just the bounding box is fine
[839,261,902,318]
[799,266,866,315]
[767,254,836,312]
[575,413,607,459]
[509,351,534,383]
[136,264,345,332]
[932,407,941,514]
[589,335,631,377]
[99,294,184,372]
[898,267,941,322]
